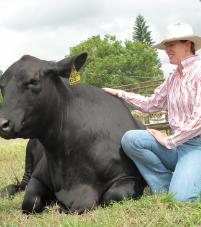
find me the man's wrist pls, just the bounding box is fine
[164,137,176,149]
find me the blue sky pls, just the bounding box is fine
[0,0,200,77]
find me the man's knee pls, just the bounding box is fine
[121,130,133,151]
[121,130,132,148]
[121,130,143,158]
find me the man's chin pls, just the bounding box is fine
[168,58,177,65]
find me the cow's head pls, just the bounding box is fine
[0,52,87,139]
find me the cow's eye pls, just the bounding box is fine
[29,79,39,86]
[24,79,41,93]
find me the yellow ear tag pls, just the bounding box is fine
[69,65,80,85]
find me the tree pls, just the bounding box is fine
[69,34,163,88]
[69,35,136,87]
[123,40,162,79]
[132,14,154,46]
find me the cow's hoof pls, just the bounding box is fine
[22,196,45,214]
[0,184,19,197]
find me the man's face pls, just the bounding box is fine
[164,40,191,65]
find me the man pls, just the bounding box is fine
[103,22,201,201]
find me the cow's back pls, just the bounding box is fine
[70,83,144,142]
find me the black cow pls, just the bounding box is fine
[0,52,146,214]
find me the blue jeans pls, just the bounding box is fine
[121,130,201,201]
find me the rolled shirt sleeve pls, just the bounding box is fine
[117,80,168,113]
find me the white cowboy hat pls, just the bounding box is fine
[153,22,201,51]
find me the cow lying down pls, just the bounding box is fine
[0,52,146,214]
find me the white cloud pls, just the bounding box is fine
[0,0,200,75]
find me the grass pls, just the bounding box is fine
[1,138,201,226]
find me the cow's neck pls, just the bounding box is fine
[37,80,72,155]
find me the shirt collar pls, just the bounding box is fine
[181,55,200,68]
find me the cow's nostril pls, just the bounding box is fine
[2,120,10,129]
[0,118,11,132]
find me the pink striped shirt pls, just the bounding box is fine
[117,55,201,149]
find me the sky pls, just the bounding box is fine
[0,0,201,78]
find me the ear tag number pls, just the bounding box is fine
[69,65,80,85]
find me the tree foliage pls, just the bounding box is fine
[132,14,154,46]
[69,34,163,87]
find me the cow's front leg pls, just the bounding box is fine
[22,177,54,214]
[56,184,98,214]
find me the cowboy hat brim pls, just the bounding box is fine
[153,35,201,51]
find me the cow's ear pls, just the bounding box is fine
[56,52,88,78]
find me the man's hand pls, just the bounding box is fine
[102,88,121,96]
[147,128,168,148]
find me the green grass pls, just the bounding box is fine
[1,138,201,226]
